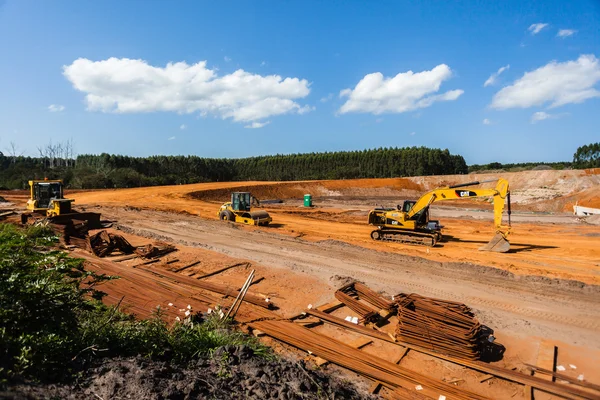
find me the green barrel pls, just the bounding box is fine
[303,194,312,207]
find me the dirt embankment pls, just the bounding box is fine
[5,347,372,400]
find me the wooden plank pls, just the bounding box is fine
[194,262,248,280]
[133,258,160,267]
[171,260,201,273]
[536,340,557,382]
[315,300,344,313]
[108,253,139,262]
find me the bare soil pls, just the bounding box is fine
[4,346,373,400]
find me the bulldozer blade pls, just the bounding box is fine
[479,233,510,253]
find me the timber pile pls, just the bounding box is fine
[135,242,177,259]
[394,293,488,360]
[88,230,135,257]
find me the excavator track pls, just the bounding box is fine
[371,229,438,247]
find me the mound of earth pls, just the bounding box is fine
[3,345,374,400]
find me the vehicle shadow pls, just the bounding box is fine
[267,223,286,228]
[441,235,558,253]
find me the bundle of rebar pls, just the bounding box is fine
[50,219,90,246]
[88,230,135,257]
[334,290,378,322]
[395,293,486,360]
[250,320,488,400]
[354,282,395,310]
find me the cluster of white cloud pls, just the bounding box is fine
[63,57,312,127]
[557,29,577,38]
[528,23,549,35]
[530,111,568,124]
[491,54,600,110]
[180,124,187,130]
[483,65,510,87]
[338,64,463,115]
[244,121,270,129]
[482,118,491,125]
[48,104,65,112]
[528,22,576,38]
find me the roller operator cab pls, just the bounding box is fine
[218,192,272,226]
[26,179,74,217]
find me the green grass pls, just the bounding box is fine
[0,223,271,384]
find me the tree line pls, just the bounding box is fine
[0,146,467,189]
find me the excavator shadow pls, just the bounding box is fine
[442,236,557,253]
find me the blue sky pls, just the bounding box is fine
[0,0,599,165]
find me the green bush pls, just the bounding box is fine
[0,223,270,384]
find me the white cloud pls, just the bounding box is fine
[224,56,232,62]
[528,23,548,35]
[244,121,270,129]
[409,131,416,136]
[63,57,312,123]
[530,111,568,123]
[48,104,65,112]
[483,118,491,125]
[320,93,334,102]
[557,29,577,38]
[484,65,510,87]
[180,124,187,130]
[338,64,463,115]
[491,54,600,110]
[168,136,176,140]
[375,118,383,123]
[260,61,267,66]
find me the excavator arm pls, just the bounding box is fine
[407,178,511,234]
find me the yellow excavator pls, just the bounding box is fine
[367,178,511,252]
[217,192,272,226]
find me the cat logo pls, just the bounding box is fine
[455,190,477,197]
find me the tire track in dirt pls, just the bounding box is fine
[99,206,600,348]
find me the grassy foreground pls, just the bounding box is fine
[0,223,270,384]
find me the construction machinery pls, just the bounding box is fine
[367,178,511,252]
[218,192,272,226]
[21,179,101,227]
[25,179,74,217]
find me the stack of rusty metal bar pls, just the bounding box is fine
[134,243,177,259]
[394,293,486,360]
[249,319,488,400]
[354,282,395,310]
[335,284,378,323]
[88,230,135,257]
[50,219,90,247]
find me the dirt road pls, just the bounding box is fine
[95,206,600,351]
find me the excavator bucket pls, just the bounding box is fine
[479,233,510,253]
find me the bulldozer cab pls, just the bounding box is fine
[30,180,64,208]
[231,192,252,212]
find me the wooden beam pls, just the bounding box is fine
[193,262,248,280]
[171,260,201,273]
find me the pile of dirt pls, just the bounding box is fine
[4,345,373,400]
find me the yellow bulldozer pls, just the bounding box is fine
[21,179,101,227]
[217,192,272,226]
[367,178,511,252]
[25,179,74,217]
